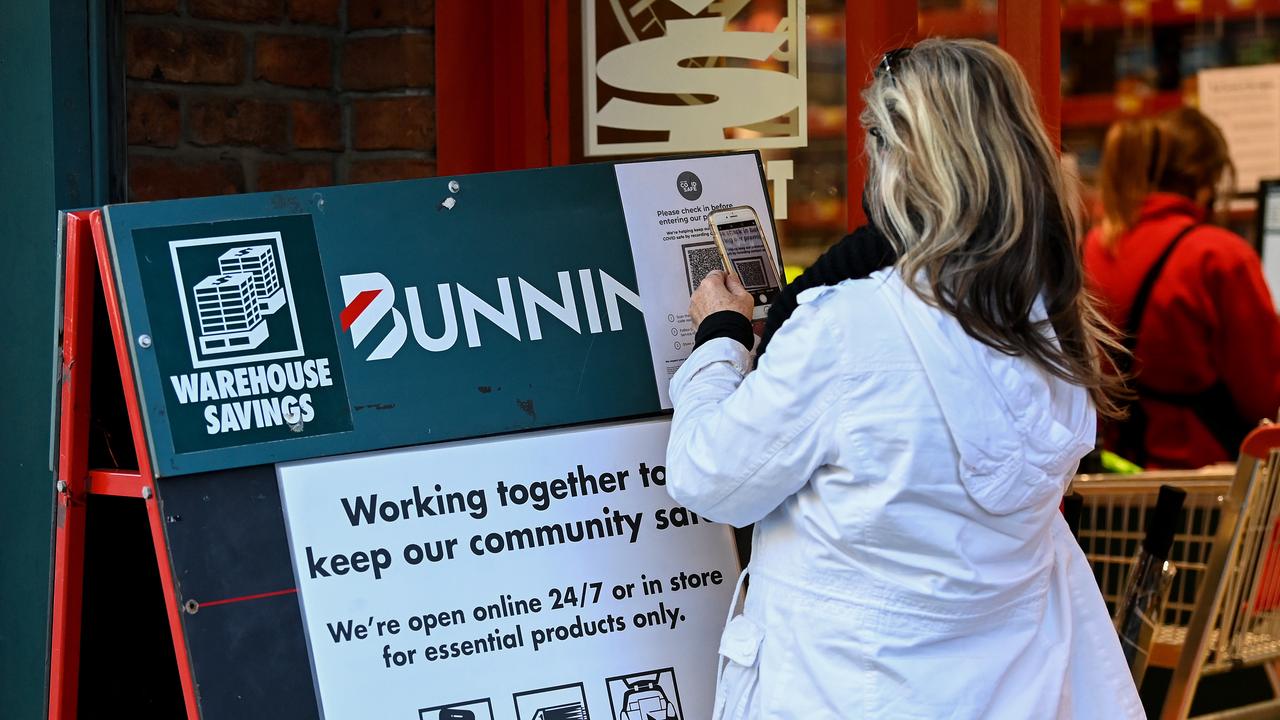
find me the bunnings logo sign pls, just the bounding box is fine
[338,269,644,361]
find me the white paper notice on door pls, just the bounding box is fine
[614,152,783,408]
[1199,64,1280,193]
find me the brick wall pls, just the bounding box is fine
[124,0,436,201]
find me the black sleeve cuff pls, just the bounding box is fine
[694,311,754,350]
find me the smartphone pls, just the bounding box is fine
[708,206,783,321]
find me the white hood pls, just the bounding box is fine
[878,271,1097,515]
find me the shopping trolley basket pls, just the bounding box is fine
[1072,425,1280,720]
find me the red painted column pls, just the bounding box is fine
[548,0,571,167]
[999,0,1062,147]
[436,1,551,175]
[845,0,918,228]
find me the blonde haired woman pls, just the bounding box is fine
[667,39,1143,718]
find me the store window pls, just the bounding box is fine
[697,0,856,271]
[775,1,847,270]
[1053,1,1280,237]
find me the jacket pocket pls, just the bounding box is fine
[714,614,764,720]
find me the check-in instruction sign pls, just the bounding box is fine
[279,419,737,720]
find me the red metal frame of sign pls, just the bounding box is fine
[48,210,201,719]
[49,211,95,720]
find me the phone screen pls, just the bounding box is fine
[714,217,782,308]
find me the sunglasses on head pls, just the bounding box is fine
[869,47,912,146]
[876,46,913,82]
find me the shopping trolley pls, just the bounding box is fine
[1072,425,1280,719]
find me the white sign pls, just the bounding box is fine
[583,0,807,157]
[1262,184,1280,309]
[1199,64,1280,192]
[615,153,781,407]
[278,419,738,720]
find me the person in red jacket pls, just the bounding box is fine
[1084,108,1280,468]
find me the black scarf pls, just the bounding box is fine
[692,214,897,357]
[754,222,897,360]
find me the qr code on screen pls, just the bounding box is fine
[733,257,769,291]
[683,242,724,295]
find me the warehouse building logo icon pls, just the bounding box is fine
[170,232,305,369]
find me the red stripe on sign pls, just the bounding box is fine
[198,588,297,609]
[340,289,381,332]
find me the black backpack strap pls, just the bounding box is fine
[1112,224,1200,464]
[1119,224,1201,365]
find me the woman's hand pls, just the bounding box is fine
[690,270,754,328]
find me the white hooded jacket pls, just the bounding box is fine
[667,269,1144,719]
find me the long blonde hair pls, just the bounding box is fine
[861,38,1126,417]
[1099,108,1234,245]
